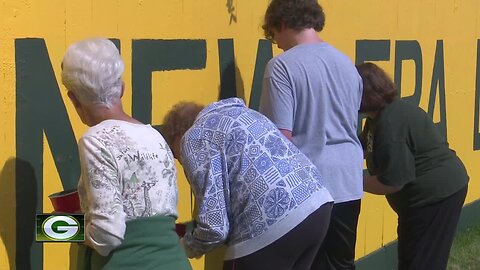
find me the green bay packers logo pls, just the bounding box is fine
[36,214,85,242]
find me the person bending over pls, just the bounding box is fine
[163,98,333,270]
[358,62,469,270]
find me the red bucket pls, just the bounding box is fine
[48,189,81,213]
[175,223,187,237]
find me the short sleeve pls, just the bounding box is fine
[259,60,294,131]
[374,142,416,187]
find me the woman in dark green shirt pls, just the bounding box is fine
[357,63,469,270]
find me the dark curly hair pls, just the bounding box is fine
[262,0,325,41]
[356,63,398,113]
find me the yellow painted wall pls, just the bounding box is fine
[0,0,479,269]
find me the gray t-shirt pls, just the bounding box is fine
[260,42,363,203]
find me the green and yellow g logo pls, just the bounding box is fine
[36,214,85,242]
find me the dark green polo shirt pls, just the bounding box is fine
[360,99,469,212]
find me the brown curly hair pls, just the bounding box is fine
[262,0,325,41]
[356,63,398,113]
[162,102,205,147]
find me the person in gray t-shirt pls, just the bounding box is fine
[259,0,364,269]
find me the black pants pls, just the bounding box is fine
[223,202,333,270]
[397,186,468,270]
[312,199,361,270]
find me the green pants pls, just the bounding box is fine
[77,216,192,270]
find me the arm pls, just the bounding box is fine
[259,61,295,132]
[363,174,403,195]
[367,142,416,195]
[358,120,369,159]
[180,138,230,258]
[279,129,292,140]
[78,136,126,256]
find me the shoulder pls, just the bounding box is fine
[82,120,124,139]
[266,45,315,68]
[383,99,428,121]
[265,54,289,76]
[80,124,107,146]
[82,121,108,137]
[377,99,431,137]
[77,135,108,162]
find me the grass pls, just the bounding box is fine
[447,222,480,270]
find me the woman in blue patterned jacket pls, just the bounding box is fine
[163,98,333,270]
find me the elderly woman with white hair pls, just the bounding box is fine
[61,38,191,270]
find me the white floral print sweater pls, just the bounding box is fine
[77,119,178,256]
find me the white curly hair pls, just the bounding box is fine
[61,38,124,108]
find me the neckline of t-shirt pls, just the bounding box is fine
[100,119,151,127]
[292,41,329,50]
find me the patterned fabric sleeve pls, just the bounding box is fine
[78,135,127,256]
[181,138,230,257]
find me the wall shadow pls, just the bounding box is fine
[15,157,38,270]
[204,246,227,270]
[0,158,38,270]
[218,61,245,101]
[235,65,245,101]
[0,158,17,269]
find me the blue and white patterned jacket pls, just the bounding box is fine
[181,98,333,260]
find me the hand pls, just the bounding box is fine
[179,238,202,259]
